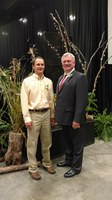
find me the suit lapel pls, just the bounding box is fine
[57,71,76,94]
[56,75,63,94]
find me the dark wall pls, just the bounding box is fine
[0,0,111,112]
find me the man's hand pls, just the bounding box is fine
[25,121,32,129]
[72,121,80,129]
[50,118,55,127]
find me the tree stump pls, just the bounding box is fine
[4,132,23,165]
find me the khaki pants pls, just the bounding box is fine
[27,109,52,172]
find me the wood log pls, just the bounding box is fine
[0,161,41,174]
[0,163,29,174]
[4,131,24,165]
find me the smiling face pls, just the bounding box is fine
[61,53,75,73]
[32,57,45,77]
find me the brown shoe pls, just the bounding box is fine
[29,171,41,180]
[45,166,56,174]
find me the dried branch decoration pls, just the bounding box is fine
[45,10,112,94]
[49,10,86,72]
[92,36,112,93]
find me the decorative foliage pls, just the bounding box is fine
[0,118,10,149]
[94,109,112,142]
[27,47,37,62]
[0,59,23,134]
[0,48,36,149]
[47,10,87,71]
[86,92,98,117]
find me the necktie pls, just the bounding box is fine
[58,75,67,91]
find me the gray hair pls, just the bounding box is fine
[61,52,75,61]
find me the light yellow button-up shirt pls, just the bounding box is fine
[21,73,54,123]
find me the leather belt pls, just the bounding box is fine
[29,108,49,112]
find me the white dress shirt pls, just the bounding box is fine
[21,73,54,123]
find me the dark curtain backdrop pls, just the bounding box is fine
[0,0,111,112]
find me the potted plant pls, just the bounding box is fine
[0,58,24,165]
[94,109,112,142]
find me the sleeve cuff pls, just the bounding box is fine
[24,116,32,124]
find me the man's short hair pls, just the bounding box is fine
[32,56,44,65]
[61,52,75,61]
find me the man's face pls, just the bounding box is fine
[32,58,45,75]
[61,55,75,73]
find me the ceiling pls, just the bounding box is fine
[0,0,45,26]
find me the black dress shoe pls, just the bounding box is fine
[64,168,80,178]
[57,161,71,167]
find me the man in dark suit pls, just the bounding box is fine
[55,52,88,178]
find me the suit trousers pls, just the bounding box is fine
[27,109,52,173]
[62,125,85,173]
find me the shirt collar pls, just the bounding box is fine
[33,73,44,80]
[64,68,75,76]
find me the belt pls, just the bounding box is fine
[29,108,49,112]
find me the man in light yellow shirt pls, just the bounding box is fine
[21,56,56,180]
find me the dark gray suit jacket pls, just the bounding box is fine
[55,70,88,126]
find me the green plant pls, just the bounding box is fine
[0,111,11,149]
[0,49,36,160]
[94,109,112,142]
[86,92,98,117]
[0,59,23,134]
[0,58,26,161]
